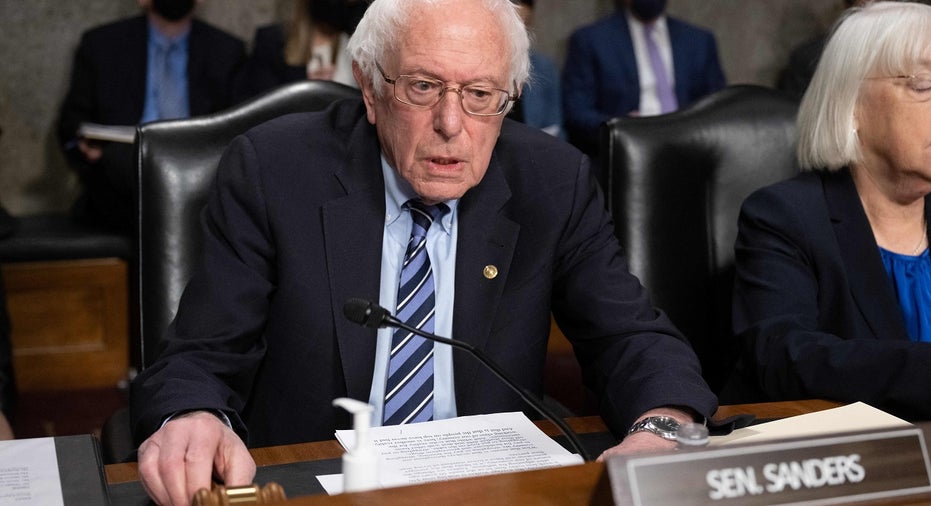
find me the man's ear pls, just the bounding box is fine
[353,62,378,125]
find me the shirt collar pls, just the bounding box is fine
[626,12,669,38]
[148,19,191,49]
[380,155,458,233]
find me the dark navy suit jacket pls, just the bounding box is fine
[562,11,725,153]
[728,169,931,420]
[131,99,717,447]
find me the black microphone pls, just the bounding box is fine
[343,297,591,461]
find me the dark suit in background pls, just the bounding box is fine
[726,169,931,419]
[131,99,716,447]
[57,15,245,234]
[776,35,826,102]
[562,10,725,155]
[232,24,306,103]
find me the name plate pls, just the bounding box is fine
[605,427,931,505]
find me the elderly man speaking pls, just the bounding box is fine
[131,0,717,503]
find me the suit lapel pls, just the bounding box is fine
[616,13,641,90]
[824,170,909,340]
[186,21,208,116]
[323,117,523,407]
[667,19,687,102]
[325,119,386,401]
[130,16,150,120]
[451,152,519,407]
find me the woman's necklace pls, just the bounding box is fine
[913,216,928,255]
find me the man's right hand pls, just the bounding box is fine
[137,410,256,506]
[77,139,102,163]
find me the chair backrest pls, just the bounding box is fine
[602,84,799,392]
[135,80,360,368]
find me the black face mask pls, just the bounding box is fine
[309,0,351,32]
[151,0,196,21]
[629,0,667,22]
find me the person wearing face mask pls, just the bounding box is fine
[57,0,245,235]
[233,0,362,103]
[562,0,726,157]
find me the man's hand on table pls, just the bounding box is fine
[137,410,256,505]
[597,407,696,462]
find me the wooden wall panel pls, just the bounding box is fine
[3,259,129,391]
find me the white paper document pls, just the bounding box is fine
[710,401,912,446]
[318,411,584,494]
[77,122,136,143]
[0,437,64,505]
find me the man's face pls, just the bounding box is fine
[356,0,511,204]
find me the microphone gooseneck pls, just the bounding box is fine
[342,297,592,461]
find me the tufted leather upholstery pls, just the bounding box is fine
[602,85,799,395]
[135,80,360,369]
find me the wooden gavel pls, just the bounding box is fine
[192,483,287,505]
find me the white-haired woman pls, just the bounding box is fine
[726,1,931,420]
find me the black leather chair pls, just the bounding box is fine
[100,80,360,464]
[136,80,360,369]
[601,85,800,396]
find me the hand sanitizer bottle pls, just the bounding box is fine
[676,422,710,448]
[332,398,379,492]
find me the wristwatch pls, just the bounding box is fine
[627,416,681,441]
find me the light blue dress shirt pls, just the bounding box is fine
[141,21,191,123]
[368,157,459,425]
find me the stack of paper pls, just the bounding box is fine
[710,401,912,446]
[318,411,583,494]
[77,123,135,143]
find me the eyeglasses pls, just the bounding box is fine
[375,62,518,116]
[867,74,931,101]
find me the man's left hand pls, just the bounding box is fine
[596,406,699,462]
[597,431,677,461]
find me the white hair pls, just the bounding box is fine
[798,1,931,170]
[346,0,531,97]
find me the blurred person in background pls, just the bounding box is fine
[777,0,864,101]
[233,0,363,102]
[57,0,245,235]
[562,0,725,157]
[507,0,564,138]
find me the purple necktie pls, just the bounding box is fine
[383,200,447,425]
[644,24,678,114]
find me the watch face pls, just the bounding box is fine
[650,417,680,433]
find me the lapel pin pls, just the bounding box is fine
[483,265,498,279]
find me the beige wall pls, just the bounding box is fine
[0,0,848,216]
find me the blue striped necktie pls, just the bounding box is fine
[383,200,447,425]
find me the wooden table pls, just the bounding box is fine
[278,400,931,506]
[109,399,931,505]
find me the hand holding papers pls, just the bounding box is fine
[318,411,584,495]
